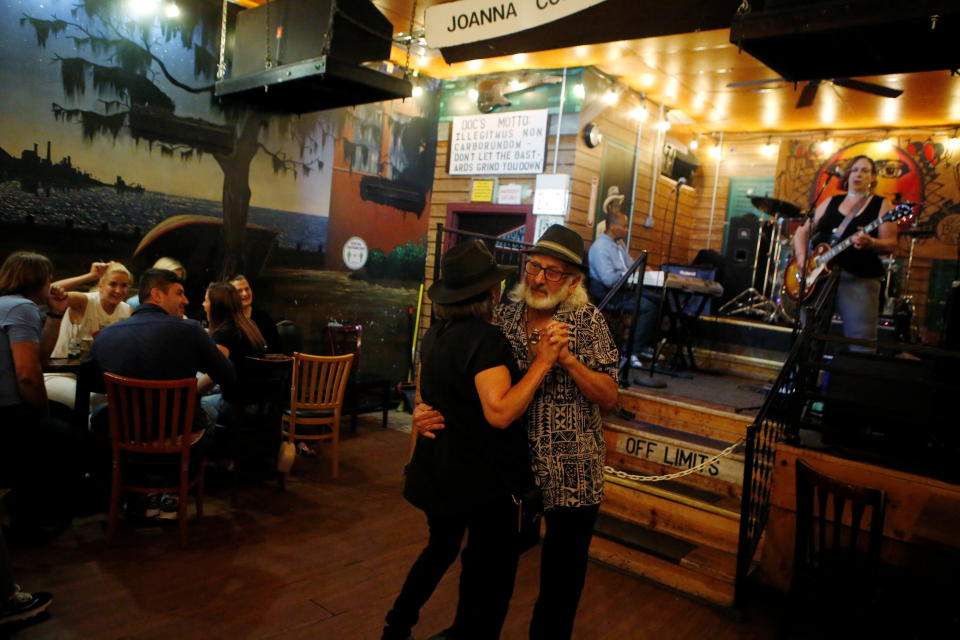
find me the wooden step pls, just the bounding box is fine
[616,389,752,443]
[590,514,737,608]
[601,477,740,554]
[604,416,745,498]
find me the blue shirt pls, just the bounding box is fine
[588,233,632,295]
[85,303,235,392]
[0,294,43,407]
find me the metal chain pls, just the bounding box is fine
[404,0,419,79]
[604,436,745,482]
[216,0,228,79]
[264,0,273,69]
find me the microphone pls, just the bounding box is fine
[675,177,687,190]
[825,166,845,179]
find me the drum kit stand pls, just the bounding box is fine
[719,196,803,323]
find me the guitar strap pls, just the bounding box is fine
[833,194,872,240]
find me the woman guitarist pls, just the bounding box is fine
[792,155,898,351]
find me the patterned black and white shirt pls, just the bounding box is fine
[493,300,619,509]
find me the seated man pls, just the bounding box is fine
[85,269,235,517]
[588,212,657,366]
[229,274,280,353]
[86,268,235,416]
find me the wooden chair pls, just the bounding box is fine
[224,355,293,498]
[103,373,205,548]
[786,459,888,634]
[281,353,353,478]
[275,320,303,356]
[325,323,392,431]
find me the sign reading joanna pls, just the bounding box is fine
[426,0,606,49]
[449,109,548,175]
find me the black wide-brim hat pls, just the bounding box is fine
[522,224,586,271]
[428,240,515,305]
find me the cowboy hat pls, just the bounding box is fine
[603,185,625,214]
[523,224,586,271]
[428,240,514,304]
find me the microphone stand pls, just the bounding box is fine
[791,171,838,343]
[635,179,691,386]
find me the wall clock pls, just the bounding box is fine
[584,122,602,148]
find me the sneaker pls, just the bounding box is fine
[630,354,643,369]
[156,494,179,521]
[144,494,162,519]
[296,441,316,457]
[0,585,53,627]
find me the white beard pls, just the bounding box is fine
[508,278,589,312]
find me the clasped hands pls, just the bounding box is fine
[531,320,572,365]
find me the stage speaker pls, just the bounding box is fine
[941,282,960,351]
[721,214,764,305]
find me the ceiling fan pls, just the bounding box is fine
[726,77,903,108]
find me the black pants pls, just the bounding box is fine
[383,500,520,640]
[0,404,85,527]
[530,504,600,640]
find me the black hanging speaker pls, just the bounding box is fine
[216,0,411,114]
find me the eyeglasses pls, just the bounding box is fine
[525,260,574,283]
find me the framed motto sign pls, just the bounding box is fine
[448,109,548,175]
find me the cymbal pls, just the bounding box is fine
[750,196,802,218]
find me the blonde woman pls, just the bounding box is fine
[45,261,132,409]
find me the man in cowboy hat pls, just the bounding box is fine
[595,185,626,237]
[588,211,657,367]
[416,225,619,640]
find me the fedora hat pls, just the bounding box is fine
[428,240,514,304]
[603,185,625,214]
[523,224,585,271]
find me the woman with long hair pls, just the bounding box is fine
[198,282,266,425]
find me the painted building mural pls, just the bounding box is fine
[0,0,441,381]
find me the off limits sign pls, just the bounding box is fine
[448,109,548,175]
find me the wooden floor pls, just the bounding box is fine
[7,413,798,640]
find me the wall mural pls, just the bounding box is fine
[781,136,960,341]
[0,0,441,381]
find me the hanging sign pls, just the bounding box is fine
[426,0,607,49]
[342,236,369,270]
[449,109,548,176]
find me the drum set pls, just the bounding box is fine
[719,196,803,324]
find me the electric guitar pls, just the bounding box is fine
[783,203,914,302]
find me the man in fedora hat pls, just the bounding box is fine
[588,211,657,367]
[416,226,619,640]
[384,240,569,640]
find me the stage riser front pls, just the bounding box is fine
[593,391,748,611]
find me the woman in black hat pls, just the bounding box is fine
[382,240,569,640]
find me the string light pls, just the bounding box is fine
[761,136,777,157]
[630,105,648,122]
[164,2,180,18]
[468,88,479,100]
[603,90,618,105]
[573,84,585,99]
[819,137,835,154]
[412,85,423,97]
[947,129,960,152]
[689,137,699,151]
[709,144,722,159]
[878,135,894,151]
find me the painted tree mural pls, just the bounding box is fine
[20,0,338,277]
